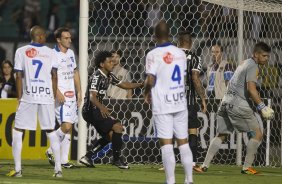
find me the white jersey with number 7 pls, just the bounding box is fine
[14,43,58,104]
[145,43,187,115]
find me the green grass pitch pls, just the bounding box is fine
[0,160,281,184]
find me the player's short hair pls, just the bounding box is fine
[178,31,192,45]
[154,20,170,39]
[253,42,271,53]
[54,27,70,39]
[111,50,123,57]
[94,51,112,69]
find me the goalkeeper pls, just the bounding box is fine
[200,42,274,175]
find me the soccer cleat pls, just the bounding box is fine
[53,171,63,177]
[79,156,95,168]
[6,170,22,177]
[61,162,75,169]
[158,166,164,171]
[193,165,204,173]
[200,166,208,172]
[113,159,129,169]
[241,167,259,175]
[45,150,55,166]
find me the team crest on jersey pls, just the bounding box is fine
[64,91,75,98]
[25,48,38,58]
[163,52,173,64]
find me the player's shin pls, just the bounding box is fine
[12,129,23,172]
[86,137,110,160]
[47,131,62,173]
[202,136,222,168]
[188,134,198,164]
[61,133,71,164]
[179,143,193,183]
[112,132,123,161]
[243,139,260,169]
[161,144,176,184]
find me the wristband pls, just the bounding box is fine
[257,102,266,111]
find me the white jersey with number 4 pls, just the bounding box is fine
[54,45,77,102]
[145,42,187,114]
[14,43,58,104]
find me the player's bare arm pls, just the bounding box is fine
[15,71,23,100]
[90,91,110,118]
[192,70,207,113]
[74,69,82,106]
[143,74,155,104]
[56,89,65,104]
[248,81,274,119]
[117,81,143,89]
[51,68,58,98]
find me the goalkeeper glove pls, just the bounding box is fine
[257,102,274,120]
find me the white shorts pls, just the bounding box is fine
[55,101,78,124]
[153,109,188,139]
[15,102,55,130]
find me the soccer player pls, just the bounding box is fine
[200,42,274,174]
[7,26,63,177]
[144,20,193,184]
[178,31,207,172]
[79,51,143,169]
[45,27,81,169]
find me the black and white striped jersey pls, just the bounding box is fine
[182,49,202,105]
[84,69,121,109]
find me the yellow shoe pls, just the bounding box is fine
[193,165,204,173]
[6,170,22,177]
[241,167,259,175]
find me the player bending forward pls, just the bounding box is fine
[79,51,143,169]
[200,42,274,174]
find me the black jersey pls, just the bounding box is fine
[182,49,202,105]
[84,69,121,110]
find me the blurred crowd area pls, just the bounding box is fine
[0,0,79,40]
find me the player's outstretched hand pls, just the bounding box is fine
[261,106,274,120]
[100,106,111,118]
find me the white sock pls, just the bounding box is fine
[179,144,193,183]
[47,131,62,172]
[56,128,66,142]
[161,144,175,184]
[12,129,23,172]
[61,133,71,164]
[243,139,260,170]
[202,137,222,168]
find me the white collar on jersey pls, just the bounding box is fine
[98,69,108,77]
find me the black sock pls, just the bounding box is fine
[112,132,123,161]
[85,137,109,159]
[189,134,198,163]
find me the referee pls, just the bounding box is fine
[178,31,207,172]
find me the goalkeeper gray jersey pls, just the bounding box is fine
[222,58,258,107]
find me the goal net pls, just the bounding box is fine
[85,0,282,167]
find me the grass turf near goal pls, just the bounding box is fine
[0,160,282,184]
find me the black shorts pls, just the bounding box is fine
[188,104,200,129]
[82,106,117,137]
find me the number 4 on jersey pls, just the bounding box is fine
[171,64,181,84]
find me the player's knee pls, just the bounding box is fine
[249,129,263,141]
[61,122,73,133]
[112,123,123,133]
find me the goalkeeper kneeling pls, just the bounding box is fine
[200,42,274,175]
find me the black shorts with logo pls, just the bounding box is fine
[188,104,200,129]
[82,105,117,137]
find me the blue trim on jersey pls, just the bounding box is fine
[224,71,234,81]
[54,44,60,52]
[14,69,23,72]
[155,42,173,48]
[60,105,64,122]
[30,43,44,47]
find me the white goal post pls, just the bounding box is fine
[78,0,282,167]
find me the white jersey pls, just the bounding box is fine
[54,45,77,102]
[14,43,58,104]
[145,42,187,114]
